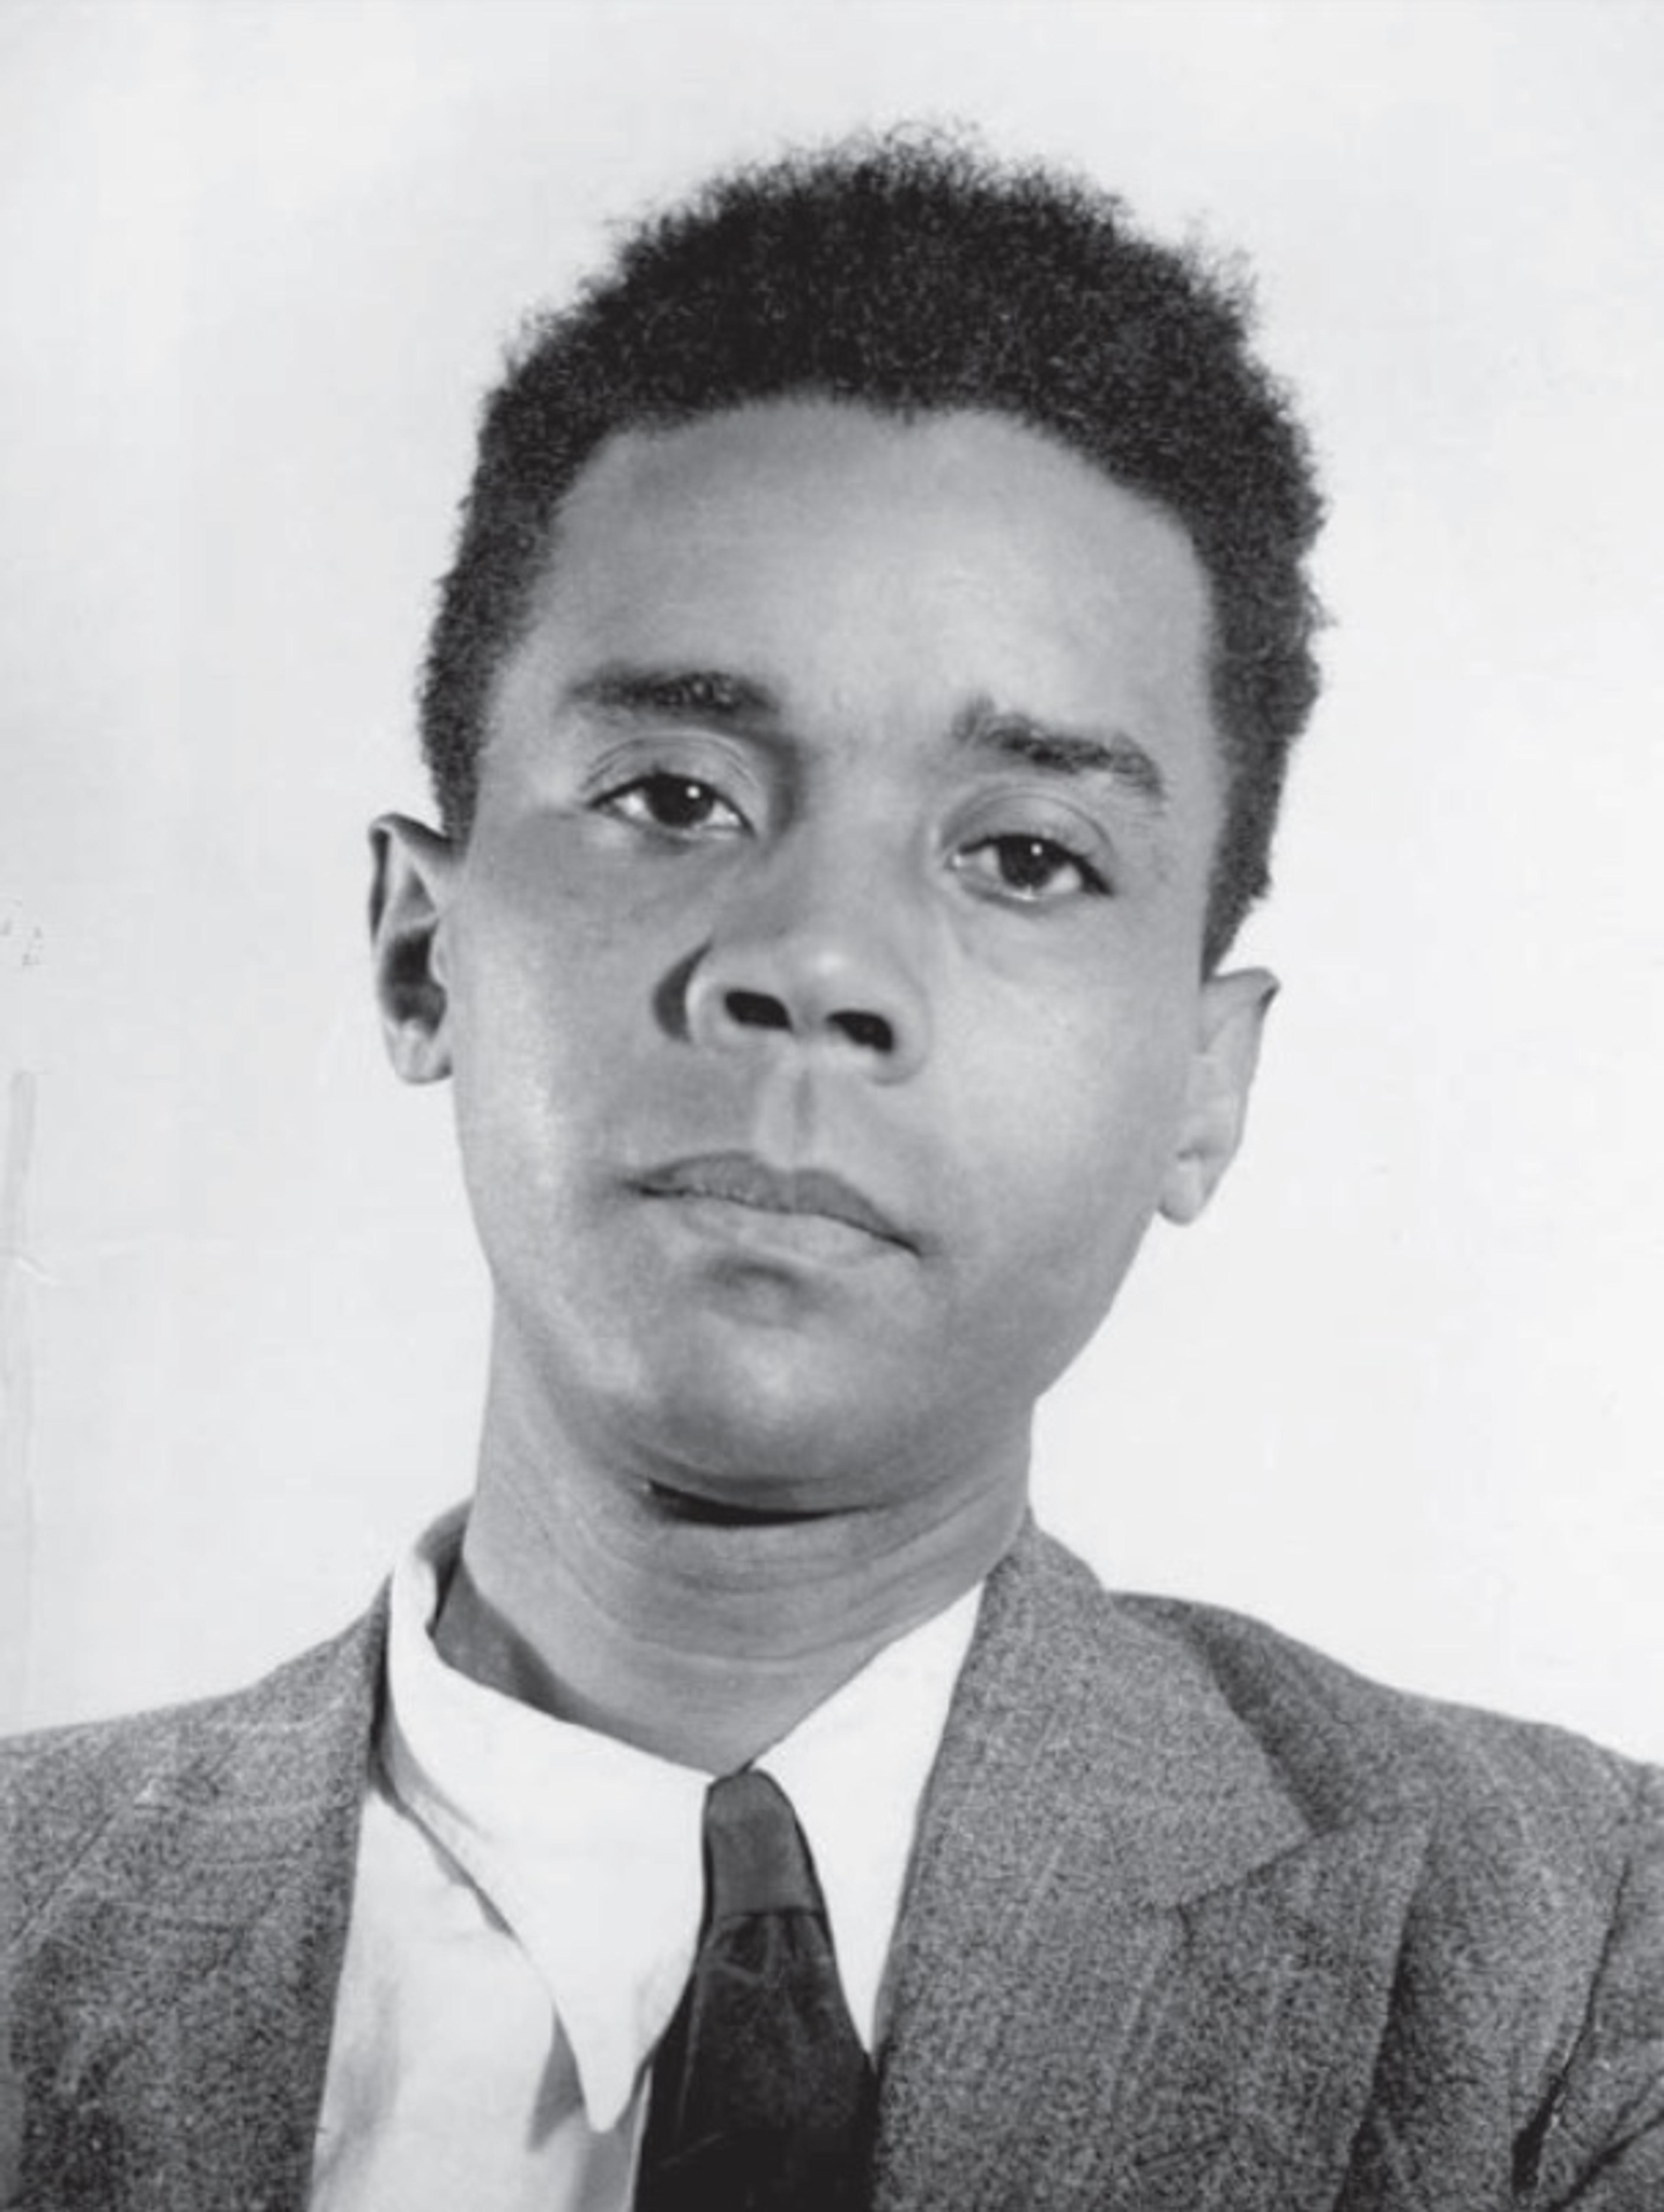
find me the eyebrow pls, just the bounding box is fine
[563,666,782,724]
[562,666,1167,811]
[951,699,1168,810]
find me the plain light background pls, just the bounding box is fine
[2,0,1660,1755]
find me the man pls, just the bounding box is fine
[3,132,1661,2210]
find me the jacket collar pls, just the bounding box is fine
[873,1522,1430,2210]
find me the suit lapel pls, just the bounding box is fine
[874,1528,1429,2212]
[20,1601,384,2212]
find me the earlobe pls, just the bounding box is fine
[1157,968,1278,1227]
[368,813,462,1084]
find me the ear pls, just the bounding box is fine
[368,813,462,1084]
[1157,967,1278,1226]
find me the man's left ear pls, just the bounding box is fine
[1158,968,1279,1226]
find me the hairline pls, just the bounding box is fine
[459,387,1240,962]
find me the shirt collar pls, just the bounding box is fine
[380,1505,981,2133]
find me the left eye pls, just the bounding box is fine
[954,833,1107,901]
[597,773,746,836]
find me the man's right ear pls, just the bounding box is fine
[368,813,462,1084]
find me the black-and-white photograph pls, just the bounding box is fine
[4,3,1661,2205]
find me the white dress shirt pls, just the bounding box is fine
[308,1507,982,2212]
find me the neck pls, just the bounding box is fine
[433,1335,1029,1773]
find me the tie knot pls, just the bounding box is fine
[704,1768,825,1922]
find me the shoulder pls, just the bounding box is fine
[1055,1530,1661,2055]
[1013,1524,1661,1992]
[1023,1521,1655,1834]
[3,1606,389,2205]
[0,1598,387,1923]
[1112,1565,1664,2199]
[1118,1569,1656,1847]
[1010,1527,1664,2191]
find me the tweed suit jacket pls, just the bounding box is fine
[4,1521,1662,2211]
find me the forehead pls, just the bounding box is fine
[496,399,1222,818]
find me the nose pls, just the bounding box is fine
[682,856,930,1084]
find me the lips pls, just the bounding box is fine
[635,1151,910,1249]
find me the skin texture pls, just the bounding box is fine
[371,400,1274,1770]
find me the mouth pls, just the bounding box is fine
[634,1151,912,1251]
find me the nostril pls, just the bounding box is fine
[725,987,792,1032]
[832,1009,894,1054]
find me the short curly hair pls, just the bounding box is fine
[420,130,1324,967]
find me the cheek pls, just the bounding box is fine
[442,900,612,1202]
[450,835,637,1052]
[956,996,1194,1273]
[978,965,1192,1146]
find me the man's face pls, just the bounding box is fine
[378,401,1269,1517]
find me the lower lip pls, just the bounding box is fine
[641,1191,903,1266]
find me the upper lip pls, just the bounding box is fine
[635,1151,910,1247]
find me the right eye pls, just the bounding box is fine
[593,773,748,838]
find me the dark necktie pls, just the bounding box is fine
[634,1767,878,2212]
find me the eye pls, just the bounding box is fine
[953,832,1109,902]
[596,772,747,838]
